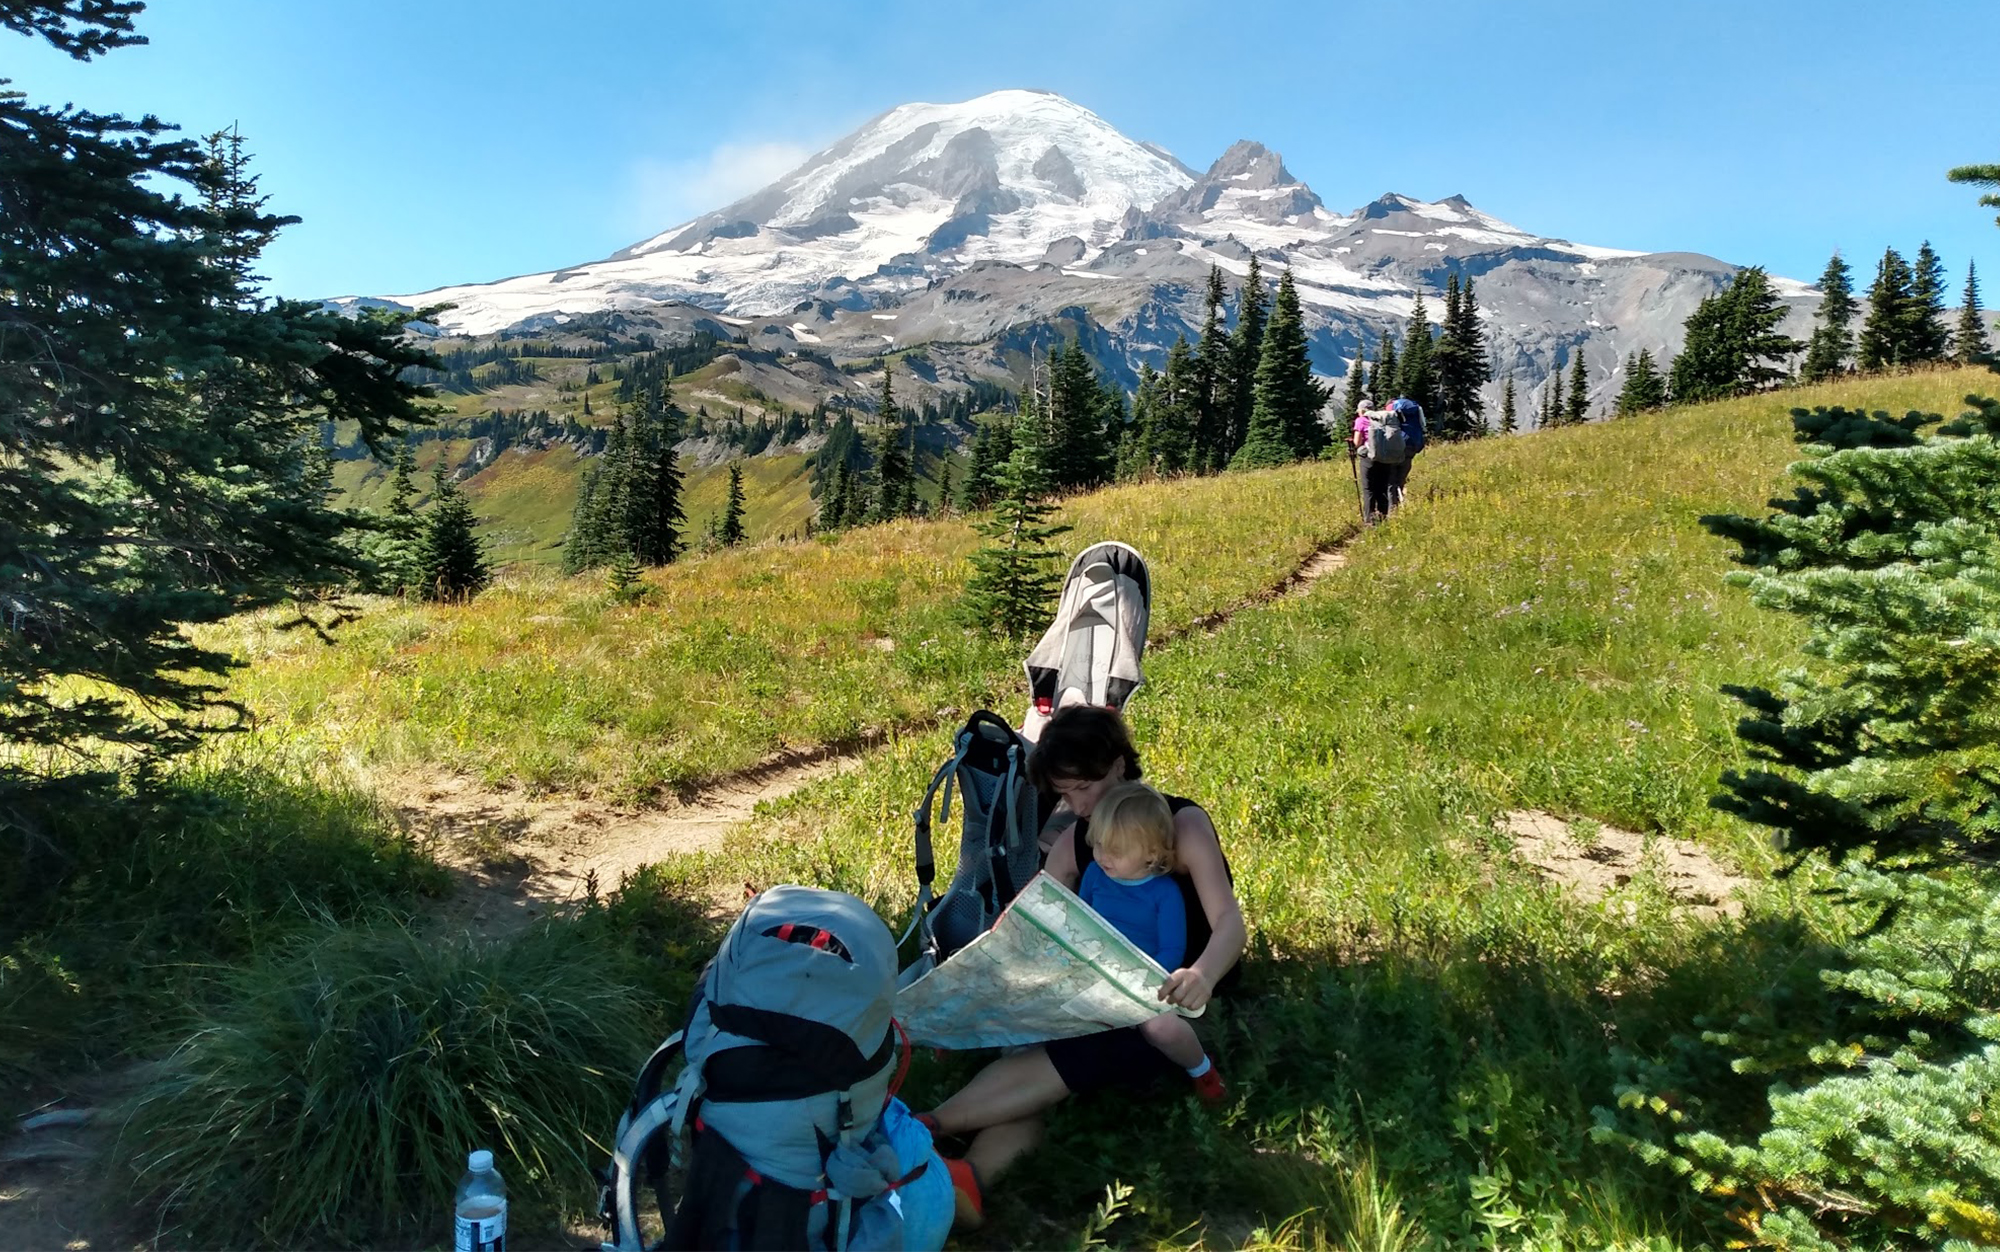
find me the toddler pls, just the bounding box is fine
[1079,781,1224,1103]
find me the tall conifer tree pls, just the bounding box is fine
[1248,268,1329,461]
[1858,247,1917,371]
[1228,256,1268,461]
[1397,292,1437,417]
[0,3,440,779]
[719,461,746,545]
[1908,240,1952,362]
[1956,261,1992,365]
[1564,349,1590,426]
[1376,335,1397,406]
[870,360,913,521]
[1802,250,1857,382]
[1543,368,1564,428]
[1193,266,1233,471]
[1500,374,1518,433]
[415,464,490,602]
[961,403,1070,637]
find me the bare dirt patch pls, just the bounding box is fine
[1503,809,1752,922]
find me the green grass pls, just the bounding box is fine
[210,460,1363,797]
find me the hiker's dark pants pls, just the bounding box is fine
[1362,459,1397,519]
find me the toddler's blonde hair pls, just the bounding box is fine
[1088,782,1176,874]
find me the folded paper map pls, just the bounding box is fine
[897,871,1201,1050]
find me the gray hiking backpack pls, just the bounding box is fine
[599,885,924,1251]
[905,711,1042,974]
[1364,414,1407,464]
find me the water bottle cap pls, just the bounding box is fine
[467,1149,494,1172]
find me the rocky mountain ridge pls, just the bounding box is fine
[342,89,1819,416]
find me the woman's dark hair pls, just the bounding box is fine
[1027,706,1143,793]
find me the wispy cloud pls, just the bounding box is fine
[619,139,815,239]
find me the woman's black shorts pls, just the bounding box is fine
[1046,1026,1179,1094]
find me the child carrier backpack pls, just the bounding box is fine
[1021,541,1151,739]
[1364,415,1408,464]
[599,885,924,1251]
[905,711,1041,974]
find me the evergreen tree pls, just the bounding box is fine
[1907,240,1952,362]
[415,464,490,602]
[1801,250,1857,382]
[1614,349,1667,415]
[719,461,746,545]
[870,361,913,522]
[1243,268,1329,462]
[960,409,1071,638]
[1858,246,1918,371]
[1670,267,1803,400]
[1432,274,1490,439]
[1160,337,1201,473]
[606,548,643,603]
[1342,345,1366,421]
[1193,266,1233,471]
[1564,348,1590,426]
[1227,255,1268,461]
[935,459,954,516]
[1397,291,1438,417]
[1042,340,1115,491]
[820,458,854,531]
[1957,261,1992,365]
[629,390,686,565]
[0,3,438,784]
[1374,335,1397,407]
[1499,374,1518,434]
[375,441,423,594]
[958,416,1011,512]
[1543,368,1564,428]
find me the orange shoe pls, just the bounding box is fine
[1192,1064,1226,1106]
[944,1156,984,1229]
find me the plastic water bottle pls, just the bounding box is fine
[454,1149,507,1252]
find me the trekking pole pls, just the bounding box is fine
[1348,445,1368,525]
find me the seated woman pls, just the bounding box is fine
[918,705,1246,1227]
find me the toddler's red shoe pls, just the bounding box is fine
[1192,1064,1227,1106]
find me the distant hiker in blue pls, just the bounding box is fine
[1077,781,1224,1101]
[1388,396,1427,505]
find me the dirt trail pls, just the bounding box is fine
[1503,809,1752,922]
[389,749,863,936]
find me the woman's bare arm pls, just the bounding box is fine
[1159,804,1245,1010]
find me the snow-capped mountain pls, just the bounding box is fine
[345,89,1816,413]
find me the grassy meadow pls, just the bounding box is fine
[207,462,1365,797]
[7,366,1995,1249]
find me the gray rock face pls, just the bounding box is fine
[352,91,1819,424]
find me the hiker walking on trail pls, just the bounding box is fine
[1349,405,1405,523]
[1387,397,1427,507]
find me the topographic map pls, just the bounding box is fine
[897,872,1200,1050]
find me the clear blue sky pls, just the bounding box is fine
[12,0,1997,300]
